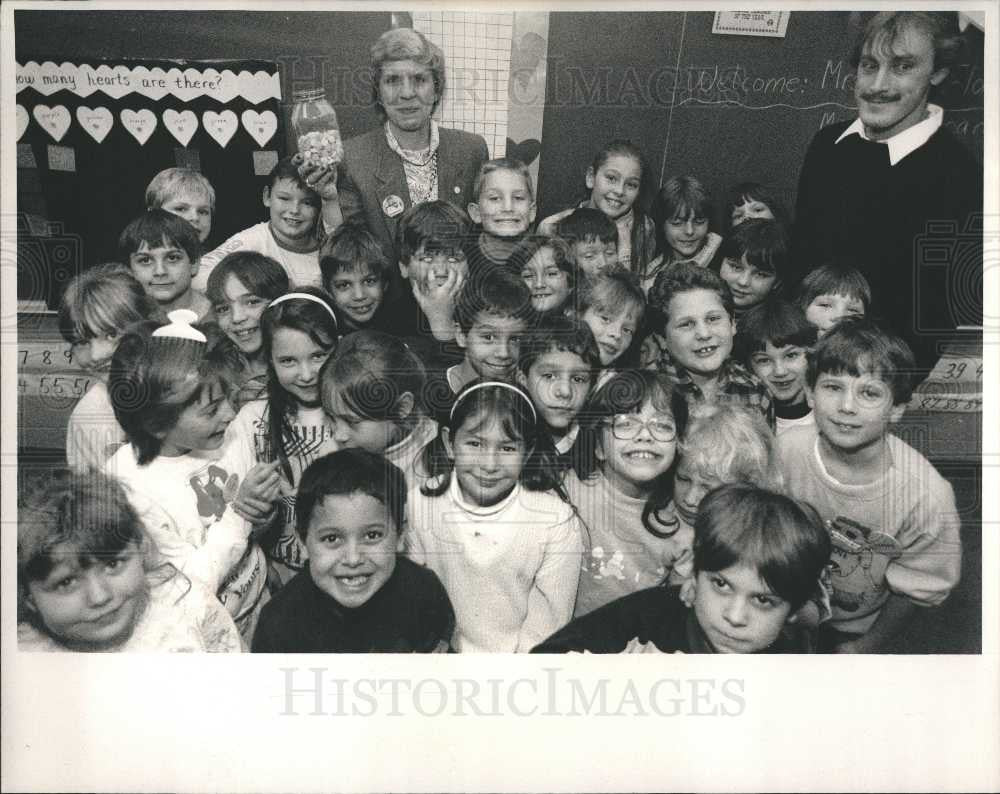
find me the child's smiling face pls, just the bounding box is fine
[808,370,901,455]
[664,213,709,261]
[446,414,527,507]
[520,248,571,313]
[586,153,642,220]
[214,274,268,355]
[456,312,527,381]
[305,492,400,609]
[327,266,385,328]
[719,254,777,309]
[692,563,793,653]
[749,342,809,405]
[581,297,640,366]
[263,178,319,247]
[521,349,592,432]
[26,542,148,650]
[271,327,335,407]
[470,169,536,238]
[597,399,678,498]
[662,289,735,380]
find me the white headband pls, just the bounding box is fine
[450,381,537,424]
[152,309,206,342]
[268,292,338,325]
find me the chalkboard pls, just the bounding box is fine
[537,11,984,224]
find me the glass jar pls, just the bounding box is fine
[290,87,344,168]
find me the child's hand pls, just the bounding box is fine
[678,576,696,607]
[233,461,282,523]
[411,265,464,340]
[293,154,339,202]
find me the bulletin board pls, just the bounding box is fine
[15,56,285,310]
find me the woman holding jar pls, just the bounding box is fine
[314,27,489,266]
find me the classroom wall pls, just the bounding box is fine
[536,11,985,222]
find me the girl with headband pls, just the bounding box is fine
[227,288,340,588]
[405,380,583,652]
[104,309,267,646]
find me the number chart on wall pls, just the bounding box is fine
[15,57,284,310]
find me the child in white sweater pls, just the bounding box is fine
[405,381,583,652]
[104,310,267,645]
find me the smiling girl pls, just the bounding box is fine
[405,381,582,652]
[566,370,692,617]
[18,467,241,652]
[105,311,267,644]
[206,251,290,409]
[226,289,340,587]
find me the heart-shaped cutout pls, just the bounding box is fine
[16,105,29,141]
[32,104,71,142]
[120,108,158,145]
[163,109,199,147]
[76,106,113,143]
[203,110,238,148]
[240,109,277,147]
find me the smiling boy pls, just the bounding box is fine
[467,158,537,271]
[642,263,772,426]
[193,158,325,291]
[252,449,454,652]
[777,318,961,653]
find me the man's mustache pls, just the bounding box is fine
[860,93,901,103]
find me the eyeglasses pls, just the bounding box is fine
[607,414,677,442]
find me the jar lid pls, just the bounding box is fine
[291,87,327,102]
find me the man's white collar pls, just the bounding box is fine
[835,104,943,166]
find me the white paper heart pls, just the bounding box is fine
[240,109,277,147]
[76,106,113,143]
[16,105,29,140]
[32,104,71,142]
[120,108,157,145]
[163,109,198,147]
[203,110,238,148]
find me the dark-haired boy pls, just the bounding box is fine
[118,208,211,321]
[194,156,328,291]
[553,207,619,278]
[251,449,454,653]
[777,318,961,653]
[319,224,392,333]
[738,298,818,435]
[381,200,473,370]
[517,316,600,465]
[533,483,830,653]
[447,266,535,393]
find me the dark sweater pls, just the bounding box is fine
[792,121,982,369]
[251,556,454,653]
[532,585,814,654]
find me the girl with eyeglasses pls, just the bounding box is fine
[565,369,691,618]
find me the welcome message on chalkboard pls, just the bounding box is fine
[536,11,984,221]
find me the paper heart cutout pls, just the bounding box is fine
[203,110,238,148]
[240,109,277,147]
[32,104,71,142]
[16,105,29,141]
[163,109,198,147]
[76,106,113,143]
[120,108,157,145]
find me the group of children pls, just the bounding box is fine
[18,137,961,656]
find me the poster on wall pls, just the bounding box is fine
[15,57,284,310]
